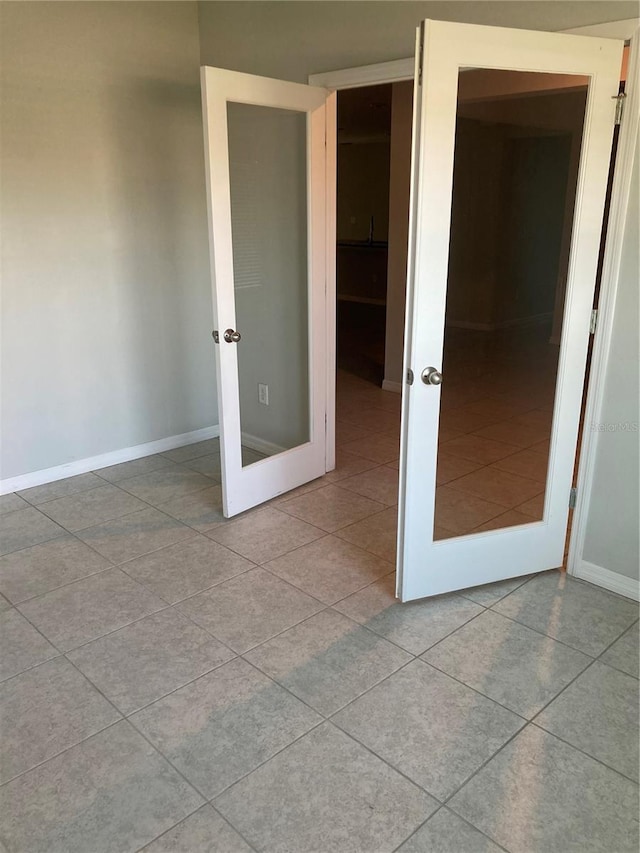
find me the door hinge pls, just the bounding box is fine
[569,487,577,509]
[590,309,598,335]
[417,22,424,86]
[406,368,414,386]
[212,330,219,344]
[613,92,626,126]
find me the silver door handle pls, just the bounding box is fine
[421,367,443,386]
[223,329,242,343]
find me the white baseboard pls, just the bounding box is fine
[573,560,639,601]
[1,425,220,496]
[382,379,402,394]
[240,432,285,458]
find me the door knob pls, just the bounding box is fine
[421,367,443,386]
[223,329,242,343]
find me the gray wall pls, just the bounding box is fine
[583,135,639,581]
[1,1,214,479]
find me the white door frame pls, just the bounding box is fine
[310,17,639,595]
[568,29,639,599]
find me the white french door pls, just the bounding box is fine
[398,20,624,601]
[201,67,331,517]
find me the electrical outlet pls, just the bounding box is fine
[258,383,269,406]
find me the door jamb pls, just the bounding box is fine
[310,20,638,594]
[324,91,338,472]
[310,62,413,479]
[567,27,639,594]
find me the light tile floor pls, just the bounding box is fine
[0,373,638,851]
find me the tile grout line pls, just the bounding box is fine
[592,616,639,679]
[328,652,529,737]
[210,713,441,835]
[200,511,329,563]
[5,621,333,803]
[0,646,64,687]
[0,717,127,792]
[456,573,533,607]
[276,484,388,527]
[66,641,237,717]
[3,560,117,608]
[13,447,227,553]
[1,472,206,564]
[2,653,221,834]
[327,710,451,804]
[132,803,259,853]
[14,581,173,649]
[437,722,533,820]
[389,803,512,853]
[6,502,398,683]
[117,560,258,609]
[239,609,415,715]
[335,595,491,661]
[419,646,575,727]
[4,452,326,602]
[437,679,640,820]
[258,552,393,603]
[487,583,638,655]
[529,719,640,785]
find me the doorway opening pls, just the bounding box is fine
[333,60,625,570]
[336,84,393,386]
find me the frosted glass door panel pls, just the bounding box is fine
[227,102,310,466]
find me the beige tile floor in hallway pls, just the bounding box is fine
[335,367,554,540]
[0,369,638,851]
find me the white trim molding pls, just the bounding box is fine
[575,561,640,601]
[309,58,414,90]
[382,379,403,394]
[0,426,220,496]
[325,90,338,474]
